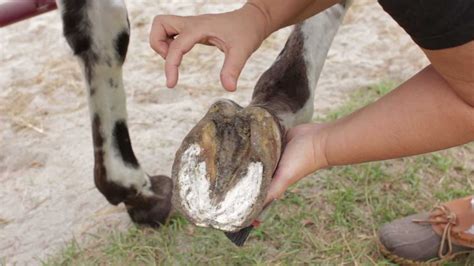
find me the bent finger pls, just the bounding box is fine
[220,48,250,92]
[150,15,183,58]
[165,32,202,88]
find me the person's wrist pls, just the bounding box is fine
[312,123,331,170]
[240,1,273,42]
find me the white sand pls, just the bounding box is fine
[0,0,428,264]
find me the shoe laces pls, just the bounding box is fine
[412,205,457,259]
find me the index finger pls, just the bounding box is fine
[165,32,203,88]
[150,15,183,58]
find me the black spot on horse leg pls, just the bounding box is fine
[61,0,98,85]
[61,0,90,56]
[113,120,139,168]
[107,78,118,89]
[114,30,130,64]
[92,114,130,205]
[252,26,310,115]
[91,114,104,148]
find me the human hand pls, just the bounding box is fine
[150,4,270,91]
[265,123,330,203]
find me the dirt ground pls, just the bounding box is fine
[0,0,428,264]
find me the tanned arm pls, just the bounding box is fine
[247,0,341,34]
[266,42,474,201]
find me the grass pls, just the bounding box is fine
[42,81,473,265]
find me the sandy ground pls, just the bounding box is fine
[0,0,428,264]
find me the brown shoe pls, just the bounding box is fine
[378,196,474,264]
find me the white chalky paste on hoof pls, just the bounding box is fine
[466,226,474,235]
[178,144,263,231]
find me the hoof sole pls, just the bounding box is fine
[172,100,282,231]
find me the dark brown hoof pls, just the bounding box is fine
[172,100,283,232]
[125,175,173,227]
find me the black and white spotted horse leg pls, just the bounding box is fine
[251,2,348,130]
[57,0,172,226]
[172,3,348,235]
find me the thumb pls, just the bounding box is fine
[220,48,249,92]
[264,168,291,204]
[265,136,317,203]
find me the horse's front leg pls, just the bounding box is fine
[57,0,172,226]
[172,3,348,235]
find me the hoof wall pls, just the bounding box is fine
[172,100,282,232]
[125,175,173,227]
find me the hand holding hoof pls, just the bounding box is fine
[172,99,283,232]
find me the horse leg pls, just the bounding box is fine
[172,3,348,232]
[57,0,172,226]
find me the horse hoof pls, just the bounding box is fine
[125,175,173,227]
[172,99,283,232]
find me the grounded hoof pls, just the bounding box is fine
[172,100,283,232]
[125,175,173,227]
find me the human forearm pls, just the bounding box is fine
[321,66,474,167]
[246,0,342,35]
